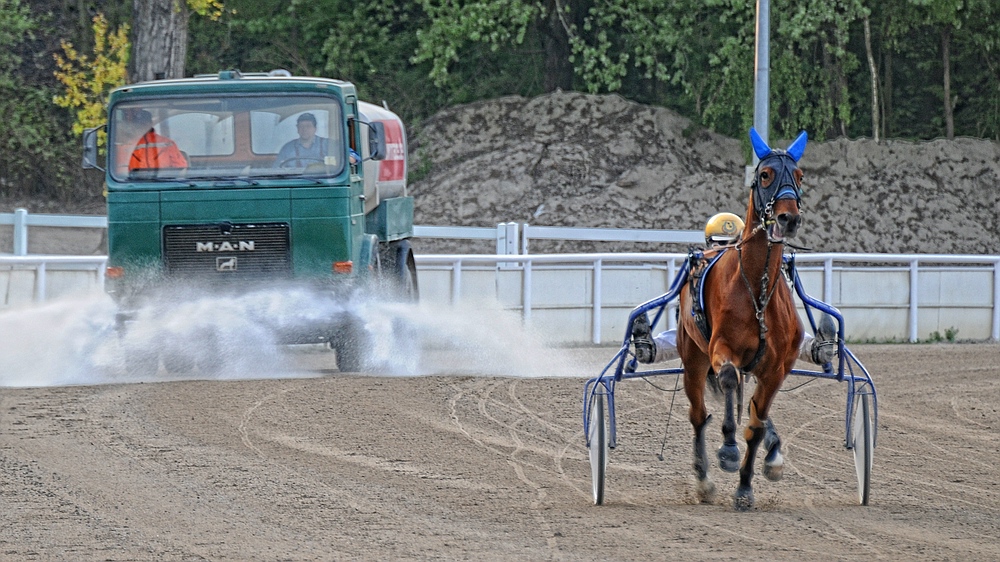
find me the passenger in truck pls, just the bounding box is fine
[124,109,189,171]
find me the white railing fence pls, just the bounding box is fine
[0,209,109,256]
[2,210,703,256]
[2,210,998,343]
[0,255,107,304]
[415,253,1000,344]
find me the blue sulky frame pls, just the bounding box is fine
[583,253,879,506]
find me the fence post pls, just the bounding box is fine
[34,261,47,301]
[592,258,602,344]
[495,222,519,255]
[824,258,834,304]
[14,208,28,256]
[993,259,1000,342]
[909,259,919,342]
[451,259,462,305]
[497,222,519,269]
[522,258,532,324]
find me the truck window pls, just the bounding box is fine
[109,95,346,183]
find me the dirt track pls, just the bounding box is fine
[1,343,998,560]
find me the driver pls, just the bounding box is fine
[275,112,359,168]
[631,212,838,366]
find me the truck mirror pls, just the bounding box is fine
[368,121,387,161]
[82,126,105,171]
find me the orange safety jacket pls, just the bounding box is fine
[129,131,188,170]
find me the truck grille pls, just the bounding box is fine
[163,223,291,278]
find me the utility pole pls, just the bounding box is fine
[747,0,770,185]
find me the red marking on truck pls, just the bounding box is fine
[378,120,405,182]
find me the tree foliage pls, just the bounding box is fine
[5,0,1000,199]
[53,15,130,137]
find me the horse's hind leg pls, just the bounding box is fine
[762,418,784,481]
[716,362,741,473]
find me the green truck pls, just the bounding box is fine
[83,70,417,372]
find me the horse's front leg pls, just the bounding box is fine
[735,387,783,510]
[683,362,716,503]
[761,418,784,482]
[715,361,741,473]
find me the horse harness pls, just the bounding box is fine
[687,244,781,375]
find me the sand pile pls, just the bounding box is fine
[409,91,1000,255]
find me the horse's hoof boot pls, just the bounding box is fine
[717,444,740,472]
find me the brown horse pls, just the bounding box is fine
[676,128,808,510]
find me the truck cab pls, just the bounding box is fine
[84,70,418,372]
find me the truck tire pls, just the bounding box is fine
[332,318,367,373]
[379,240,419,302]
[125,347,160,378]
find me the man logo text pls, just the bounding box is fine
[196,241,255,252]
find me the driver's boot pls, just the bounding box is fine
[631,313,656,364]
[808,313,838,365]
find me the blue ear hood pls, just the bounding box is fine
[786,130,808,161]
[750,127,771,160]
[749,128,808,162]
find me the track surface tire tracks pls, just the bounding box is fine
[2,344,999,560]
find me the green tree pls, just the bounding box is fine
[955,0,999,138]
[53,15,130,136]
[908,0,964,138]
[413,0,584,93]
[0,0,98,199]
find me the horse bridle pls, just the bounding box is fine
[731,151,804,374]
[751,150,803,243]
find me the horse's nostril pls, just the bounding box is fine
[778,213,801,233]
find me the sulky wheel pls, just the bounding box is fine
[588,390,609,505]
[851,392,875,505]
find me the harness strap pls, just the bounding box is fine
[688,250,726,343]
[737,238,782,374]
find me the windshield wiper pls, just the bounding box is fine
[207,176,261,186]
[265,171,326,184]
[127,175,198,187]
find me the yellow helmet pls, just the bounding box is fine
[704,212,745,246]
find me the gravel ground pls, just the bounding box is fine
[1,343,999,560]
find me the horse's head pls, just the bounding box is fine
[749,128,807,242]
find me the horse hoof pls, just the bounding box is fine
[763,456,784,482]
[697,479,717,503]
[734,486,754,511]
[717,444,740,472]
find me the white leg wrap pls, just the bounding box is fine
[653,330,680,362]
[798,333,815,363]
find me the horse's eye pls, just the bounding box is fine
[794,169,803,185]
[760,167,774,187]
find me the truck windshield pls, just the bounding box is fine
[109,95,346,182]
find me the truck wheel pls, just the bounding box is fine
[379,240,419,302]
[194,328,223,376]
[162,351,195,375]
[125,348,160,378]
[332,318,367,372]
